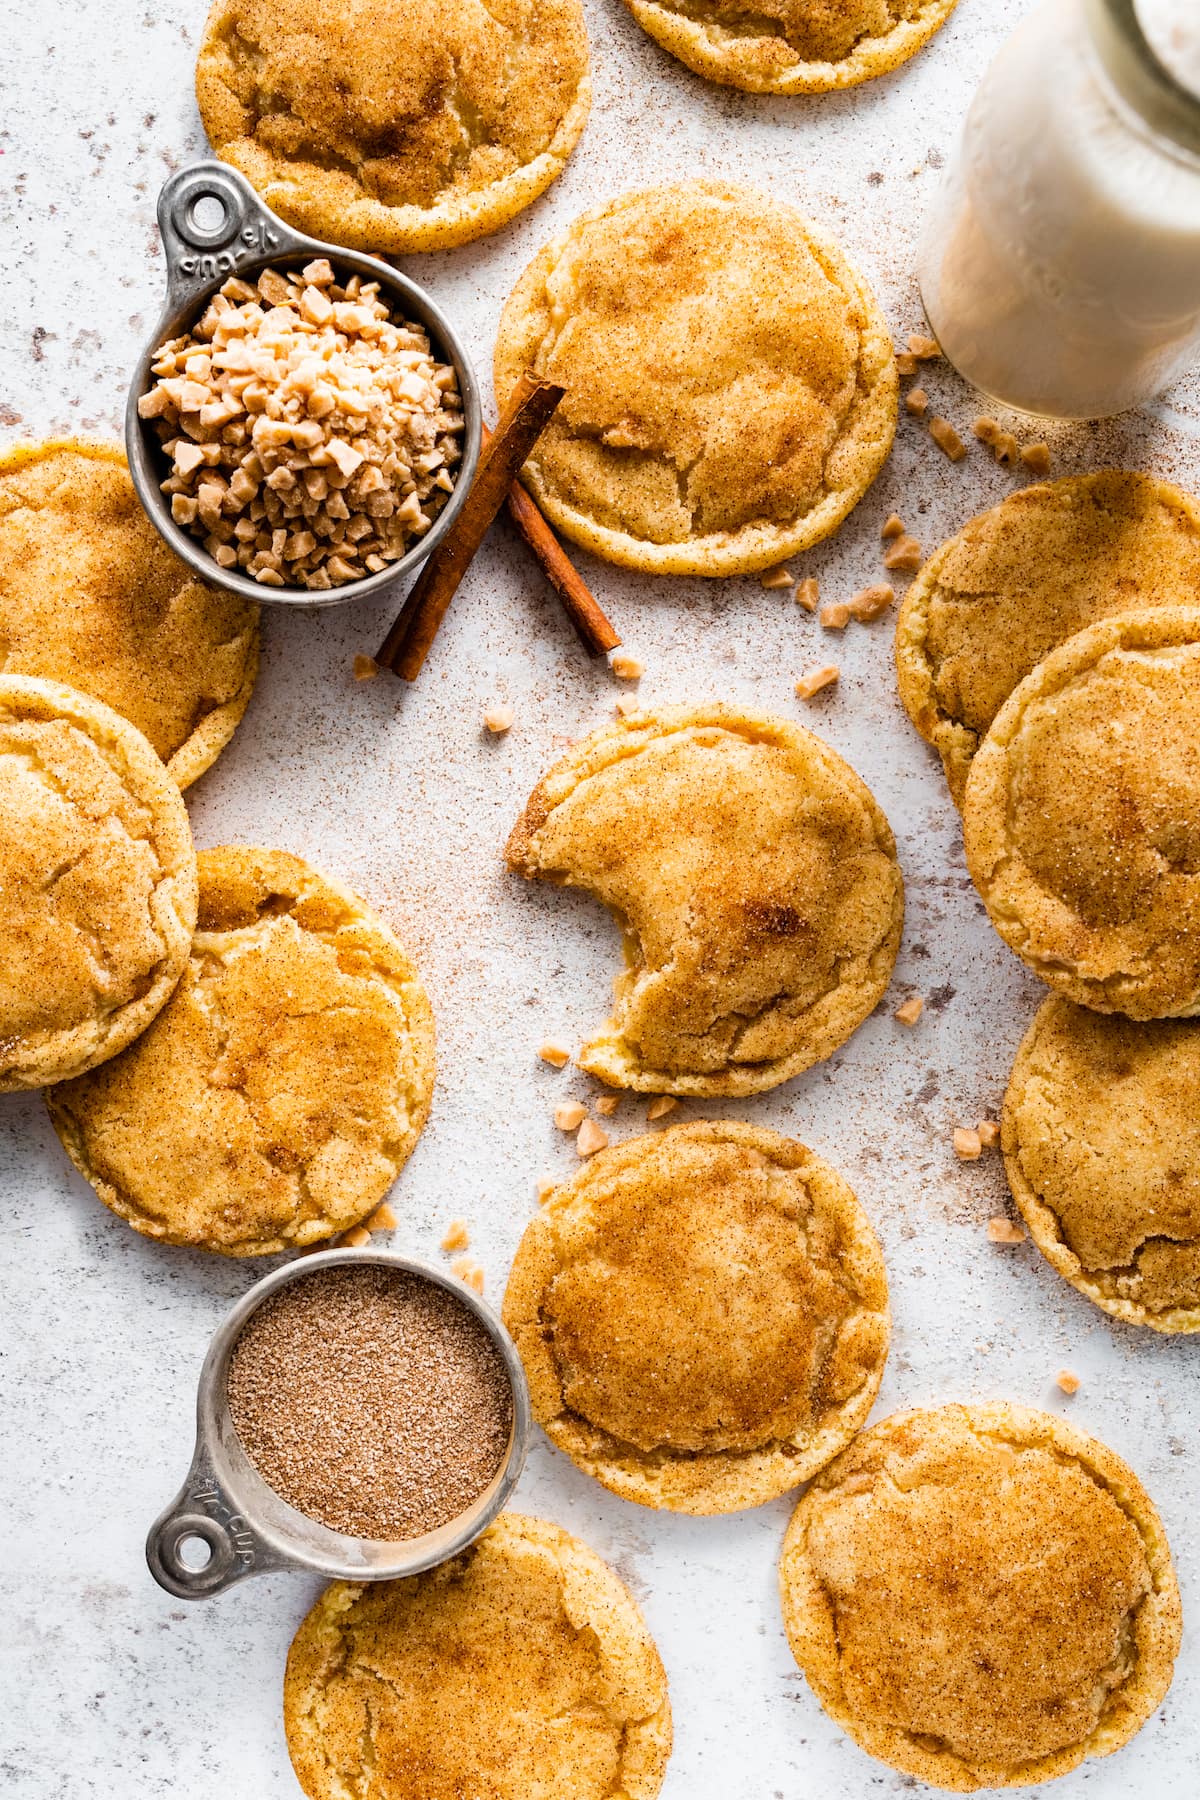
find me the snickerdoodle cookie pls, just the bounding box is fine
[506,707,903,1095]
[1004,998,1200,1332]
[503,1122,889,1513]
[0,676,197,1092]
[625,0,959,95]
[964,608,1200,1019]
[47,847,434,1254]
[780,1403,1181,1791]
[196,0,591,252]
[283,1513,672,1800]
[0,441,258,789]
[896,472,1200,806]
[493,182,897,575]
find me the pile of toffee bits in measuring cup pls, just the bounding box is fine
[137,260,464,592]
[226,1265,513,1540]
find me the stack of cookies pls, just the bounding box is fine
[0,442,435,1256]
[898,470,1200,1334]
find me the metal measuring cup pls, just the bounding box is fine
[125,162,482,608]
[146,1248,531,1599]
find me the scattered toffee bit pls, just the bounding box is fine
[226,1266,512,1541]
[795,663,840,701]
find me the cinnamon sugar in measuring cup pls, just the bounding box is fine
[226,1264,513,1541]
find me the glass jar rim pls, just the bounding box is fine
[1088,0,1200,159]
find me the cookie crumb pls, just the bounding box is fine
[895,995,924,1025]
[593,1094,619,1116]
[761,565,795,590]
[483,704,514,734]
[1021,442,1052,475]
[610,652,644,680]
[883,535,922,573]
[796,663,840,700]
[451,1255,485,1294]
[538,1039,571,1068]
[1056,1368,1081,1395]
[795,576,820,613]
[930,417,968,462]
[647,1096,678,1121]
[976,1120,1000,1149]
[554,1099,587,1132]
[881,513,905,539]
[576,1117,608,1157]
[353,654,379,681]
[908,333,940,359]
[820,601,852,631]
[366,1201,397,1232]
[953,1126,983,1161]
[987,1216,1026,1244]
[847,583,895,622]
[905,387,929,417]
[441,1217,470,1252]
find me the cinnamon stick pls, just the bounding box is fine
[482,422,620,657]
[375,373,566,681]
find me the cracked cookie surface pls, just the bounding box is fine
[0,675,197,1092]
[895,472,1200,807]
[493,182,897,574]
[506,706,903,1095]
[196,0,591,251]
[0,441,259,790]
[963,607,1200,1019]
[625,0,959,95]
[1004,998,1200,1332]
[283,1513,672,1800]
[503,1122,889,1513]
[46,846,434,1254]
[779,1403,1181,1791]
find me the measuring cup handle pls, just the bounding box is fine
[155,161,314,319]
[146,1458,282,1600]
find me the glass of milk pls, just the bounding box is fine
[917,0,1200,418]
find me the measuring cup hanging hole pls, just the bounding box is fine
[188,192,229,241]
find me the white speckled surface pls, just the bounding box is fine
[2,1,1199,1794]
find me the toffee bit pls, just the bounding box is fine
[483,704,514,734]
[1056,1369,1081,1395]
[987,1216,1026,1244]
[930,417,968,462]
[646,1096,678,1121]
[576,1117,608,1156]
[894,995,924,1025]
[760,565,795,590]
[1021,442,1052,476]
[795,576,820,612]
[610,652,644,680]
[847,583,895,622]
[881,513,905,539]
[905,387,930,417]
[554,1099,587,1132]
[820,601,852,631]
[538,1039,571,1068]
[795,663,840,700]
[953,1126,983,1161]
[451,1256,485,1294]
[353,654,379,681]
[883,535,922,572]
[441,1217,470,1252]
